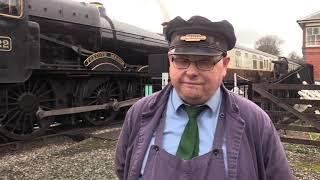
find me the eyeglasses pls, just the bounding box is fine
[169,54,225,71]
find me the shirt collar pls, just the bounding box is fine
[171,87,222,113]
[171,88,185,112]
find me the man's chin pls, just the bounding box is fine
[181,94,204,105]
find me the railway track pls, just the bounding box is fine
[0,120,123,152]
[1,118,320,153]
[280,136,320,146]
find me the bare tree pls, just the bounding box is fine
[254,35,284,56]
[287,51,303,61]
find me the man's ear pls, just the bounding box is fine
[223,56,230,67]
[221,56,230,78]
[168,54,172,67]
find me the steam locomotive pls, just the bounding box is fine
[0,0,168,140]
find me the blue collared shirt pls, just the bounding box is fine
[140,88,228,175]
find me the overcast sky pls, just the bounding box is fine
[77,0,320,56]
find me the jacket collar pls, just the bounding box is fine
[141,84,173,118]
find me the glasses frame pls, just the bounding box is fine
[169,53,226,71]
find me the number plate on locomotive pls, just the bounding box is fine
[0,36,12,51]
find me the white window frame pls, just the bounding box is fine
[305,27,320,47]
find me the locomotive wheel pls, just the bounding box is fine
[0,79,55,140]
[81,79,123,126]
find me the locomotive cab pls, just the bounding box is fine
[0,0,39,83]
[0,0,23,18]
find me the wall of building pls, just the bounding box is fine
[304,47,320,80]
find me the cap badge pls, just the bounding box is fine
[180,34,207,42]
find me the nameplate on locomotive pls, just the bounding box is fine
[84,51,125,71]
[0,36,12,51]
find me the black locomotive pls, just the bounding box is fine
[0,0,168,140]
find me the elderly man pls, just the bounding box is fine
[115,16,292,180]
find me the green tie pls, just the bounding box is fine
[176,105,206,160]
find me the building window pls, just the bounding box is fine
[306,27,320,47]
[259,61,263,69]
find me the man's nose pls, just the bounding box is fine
[186,61,200,74]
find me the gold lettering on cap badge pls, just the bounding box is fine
[180,34,207,42]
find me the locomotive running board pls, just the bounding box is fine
[36,98,140,120]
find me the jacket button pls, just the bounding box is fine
[213,149,220,156]
[153,145,159,151]
[219,113,225,119]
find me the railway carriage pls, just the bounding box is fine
[225,44,301,82]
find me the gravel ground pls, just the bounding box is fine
[0,136,118,180]
[1,135,320,180]
[284,143,320,180]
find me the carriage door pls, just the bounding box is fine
[0,0,39,83]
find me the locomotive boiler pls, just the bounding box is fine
[0,0,168,140]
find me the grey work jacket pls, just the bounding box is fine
[115,84,292,180]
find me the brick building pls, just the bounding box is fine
[297,11,320,80]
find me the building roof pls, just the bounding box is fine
[297,10,320,25]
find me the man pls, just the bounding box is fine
[115,16,292,180]
[272,57,289,79]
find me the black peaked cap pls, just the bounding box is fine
[163,16,236,51]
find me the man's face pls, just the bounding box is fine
[169,54,229,105]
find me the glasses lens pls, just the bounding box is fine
[197,55,223,70]
[197,60,213,70]
[173,57,190,69]
[170,54,224,70]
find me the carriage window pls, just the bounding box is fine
[269,62,272,70]
[0,0,22,18]
[252,55,257,59]
[253,60,257,69]
[265,59,268,69]
[259,61,263,69]
[235,50,241,56]
[306,27,320,47]
[235,50,242,67]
